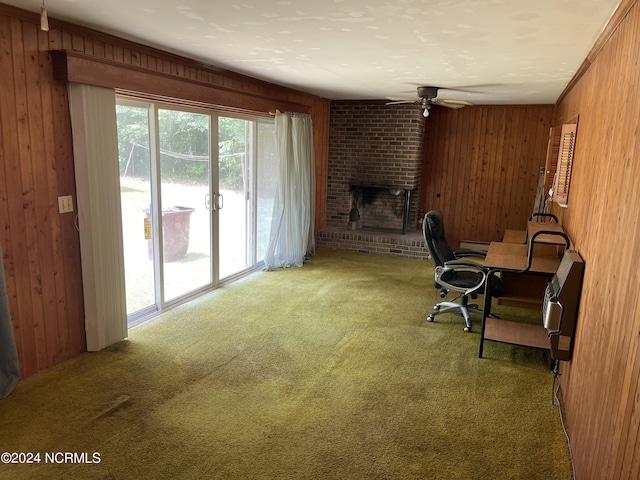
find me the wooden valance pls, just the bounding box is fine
[50,50,310,115]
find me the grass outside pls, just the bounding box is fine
[120,177,251,316]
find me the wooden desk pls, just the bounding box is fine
[526,221,567,245]
[482,318,550,350]
[503,229,526,243]
[503,223,569,260]
[479,241,563,358]
[484,241,560,273]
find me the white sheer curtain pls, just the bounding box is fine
[264,111,315,269]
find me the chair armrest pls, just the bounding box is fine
[453,248,487,258]
[443,259,484,269]
[435,262,487,296]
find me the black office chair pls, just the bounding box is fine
[422,210,502,332]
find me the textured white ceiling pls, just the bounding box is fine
[6,0,621,104]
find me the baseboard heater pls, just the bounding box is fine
[542,250,585,362]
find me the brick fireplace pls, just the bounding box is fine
[317,102,429,260]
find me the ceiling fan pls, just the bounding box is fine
[387,86,473,117]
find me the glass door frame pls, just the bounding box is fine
[117,95,269,325]
[214,112,260,282]
[156,104,214,303]
[117,97,162,323]
[118,98,216,323]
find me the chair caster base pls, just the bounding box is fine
[427,315,435,322]
[463,326,471,333]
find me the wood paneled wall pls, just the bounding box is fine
[0,4,330,379]
[0,8,85,379]
[419,105,555,248]
[552,1,640,478]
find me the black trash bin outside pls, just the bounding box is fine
[143,206,195,262]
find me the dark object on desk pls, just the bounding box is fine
[543,250,585,362]
[422,210,503,332]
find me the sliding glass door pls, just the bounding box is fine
[117,103,155,316]
[116,99,275,323]
[217,116,253,279]
[256,119,277,261]
[216,115,278,278]
[158,108,212,301]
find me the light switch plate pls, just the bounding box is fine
[58,195,74,213]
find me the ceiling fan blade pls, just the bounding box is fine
[433,98,473,109]
[386,99,417,105]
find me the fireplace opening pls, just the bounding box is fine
[349,184,414,234]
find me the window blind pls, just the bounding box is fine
[552,123,578,207]
[68,83,128,351]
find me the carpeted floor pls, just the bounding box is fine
[0,248,573,479]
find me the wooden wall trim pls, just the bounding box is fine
[0,3,318,97]
[556,0,637,105]
[0,3,37,22]
[50,50,310,115]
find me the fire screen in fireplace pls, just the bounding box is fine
[349,184,413,234]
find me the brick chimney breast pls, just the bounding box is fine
[327,103,425,231]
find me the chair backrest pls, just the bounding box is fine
[423,210,457,267]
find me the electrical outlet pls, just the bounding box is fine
[58,195,74,213]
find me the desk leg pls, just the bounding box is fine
[478,269,496,358]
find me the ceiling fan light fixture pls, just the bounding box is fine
[40,1,49,32]
[386,86,472,115]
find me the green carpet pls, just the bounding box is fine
[0,249,572,479]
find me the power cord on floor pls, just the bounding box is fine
[551,363,576,480]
